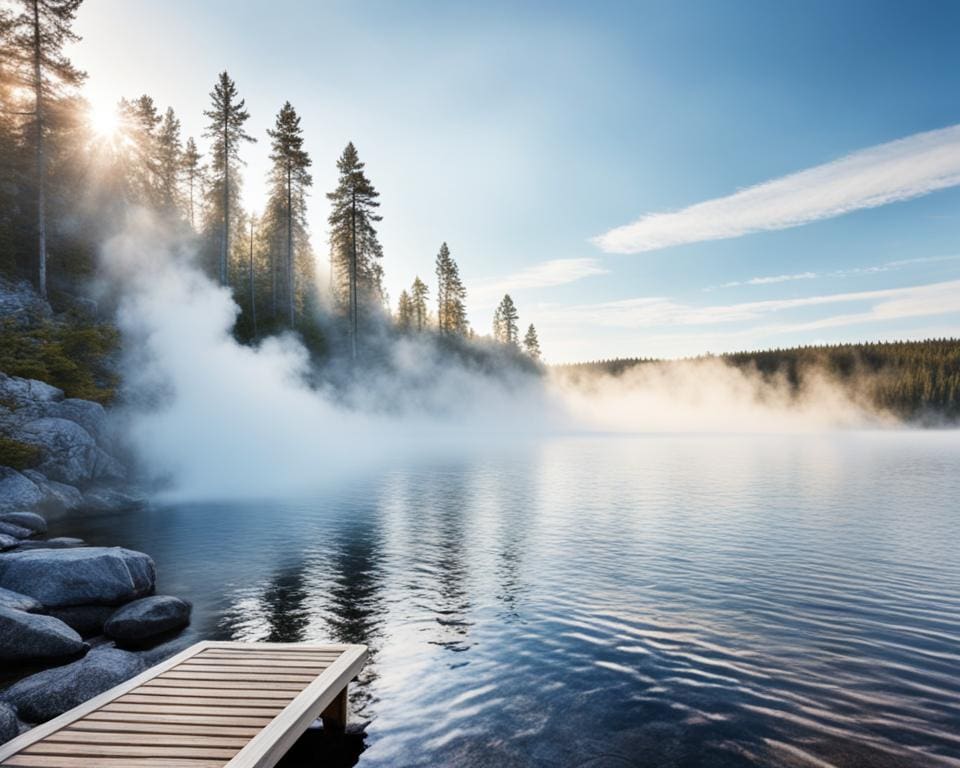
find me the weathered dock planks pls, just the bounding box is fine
[0,641,368,768]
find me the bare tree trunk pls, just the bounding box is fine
[287,164,294,328]
[350,190,357,360]
[249,217,257,339]
[32,0,46,299]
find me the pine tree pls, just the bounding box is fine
[247,213,257,339]
[435,243,467,335]
[7,0,85,298]
[0,9,24,274]
[492,304,503,341]
[116,95,161,205]
[265,102,311,327]
[496,294,519,345]
[396,290,413,330]
[523,323,541,360]
[327,142,383,358]
[203,71,254,286]
[180,137,202,229]
[156,107,182,215]
[411,276,429,331]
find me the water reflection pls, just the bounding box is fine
[422,471,473,653]
[49,433,960,767]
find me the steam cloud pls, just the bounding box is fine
[102,213,893,502]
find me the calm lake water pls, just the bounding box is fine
[52,432,960,767]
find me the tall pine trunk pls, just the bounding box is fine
[287,164,294,327]
[271,246,277,318]
[32,0,46,299]
[350,189,357,360]
[221,119,229,285]
[188,173,194,229]
[249,217,257,338]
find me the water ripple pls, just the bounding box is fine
[51,432,960,767]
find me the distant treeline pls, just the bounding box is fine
[556,339,960,421]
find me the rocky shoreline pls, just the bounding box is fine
[0,509,192,744]
[0,296,192,745]
[0,371,144,520]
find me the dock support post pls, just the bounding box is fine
[321,685,348,732]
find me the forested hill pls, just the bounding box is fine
[556,339,960,422]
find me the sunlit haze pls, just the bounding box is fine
[66,0,960,362]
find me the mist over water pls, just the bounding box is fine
[82,217,960,767]
[55,432,960,767]
[101,214,557,499]
[101,214,899,502]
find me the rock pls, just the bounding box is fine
[0,606,87,662]
[0,374,63,408]
[0,469,44,514]
[0,278,52,328]
[49,605,116,638]
[0,521,31,539]
[13,537,85,550]
[45,399,109,445]
[0,512,46,534]
[0,534,18,552]
[105,596,191,643]
[2,647,144,723]
[135,635,193,667]
[0,702,17,746]
[18,417,114,486]
[0,547,155,607]
[0,587,43,613]
[20,471,84,515]
[81,485,146,513]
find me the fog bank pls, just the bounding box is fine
[101,215,896,501]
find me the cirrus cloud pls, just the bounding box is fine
[595,124,960,253]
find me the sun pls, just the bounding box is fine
[88,99,120,137]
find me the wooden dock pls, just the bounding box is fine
[0,641,368,768]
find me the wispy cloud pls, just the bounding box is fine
[719,272,817,289]
[595,124,960,253]
[538,279,960,329]
[706,253,960,291]
[473,257,607,303]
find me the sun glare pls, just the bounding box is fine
[88,100,120,137]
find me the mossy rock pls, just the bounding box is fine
[0,435,42,470]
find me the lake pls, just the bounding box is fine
[51,432,960,767]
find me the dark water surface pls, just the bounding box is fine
[53,433,960,767]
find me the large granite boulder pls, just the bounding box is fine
[0,469,44,514]
[0,374,62,408]
[0,587,43,613]
[49,605,116,638]
[105,596,191,643]
[2,647,145,723]
[20,470,83,514]
[0,547,155,607]
[18,417,122,486]
[0,702,17,746]
[0,606,87,661]
[43,399,109,445]
[0,512,46,534]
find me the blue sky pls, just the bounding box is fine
[70,0,960,362]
